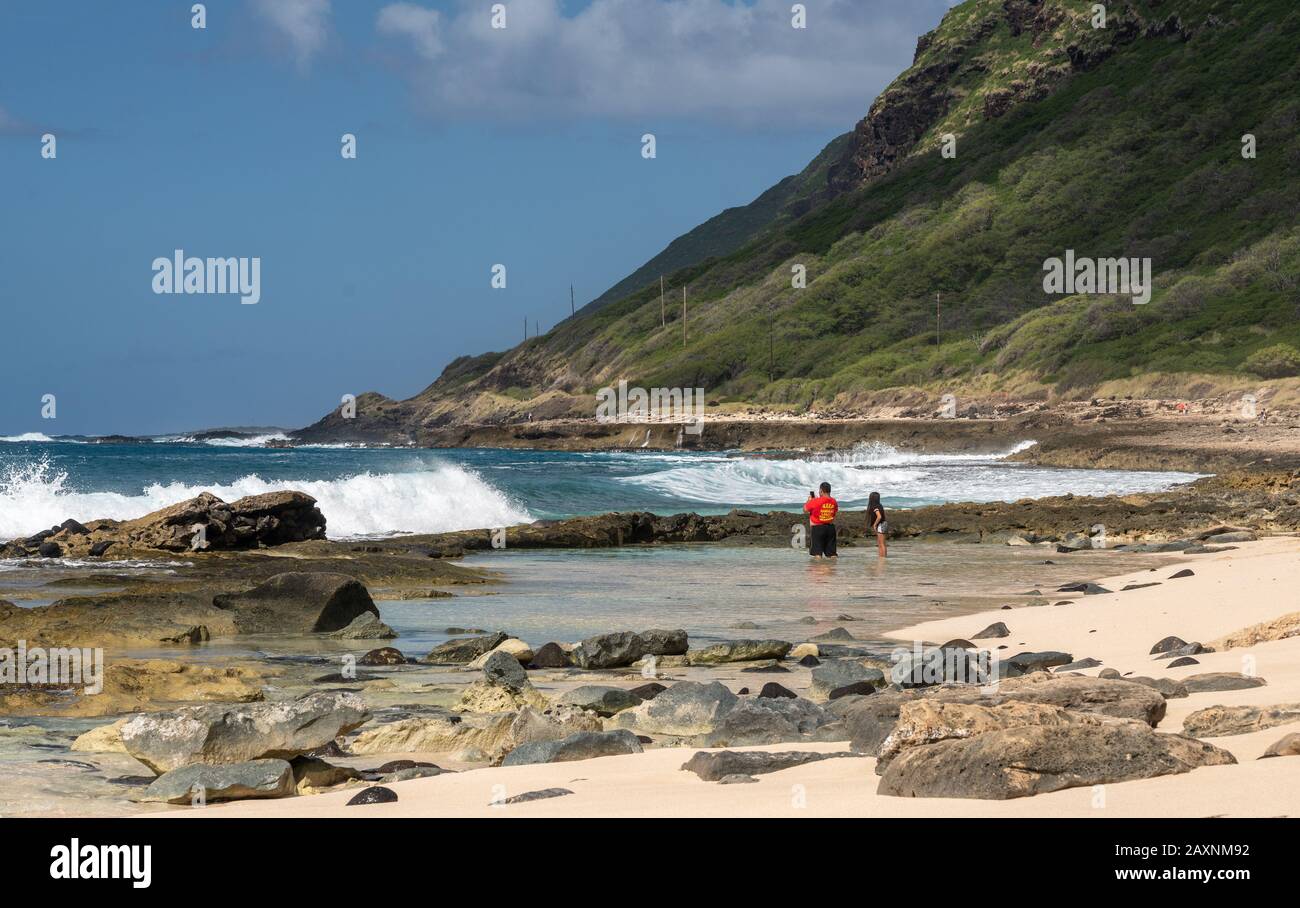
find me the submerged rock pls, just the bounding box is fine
[681,750,859,782]
[688,639,792,664]
[213,572,380,635]
[425,632,510,664]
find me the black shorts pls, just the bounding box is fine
[809,523,837,557]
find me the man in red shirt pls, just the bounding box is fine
[803,482,839,558]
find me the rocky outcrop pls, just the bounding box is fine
[120,691,370,774]
[614,681,738,737]
[554,685,642,717]
[7,491,326,557]
[1210,612,1300,650]
[809,660,887,701]
[349,712,514,759]
[0,658,264,717]
[878,719,1235,799]
[213,572,380,635]
[138,759,295,804]
[457,651,548,714]
[571,631,646,669]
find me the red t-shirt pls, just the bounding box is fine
[804,495,838,525]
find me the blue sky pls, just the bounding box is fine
[0,0,957,435]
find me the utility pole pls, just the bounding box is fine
[769,303,775,381]
[534,319,539,338]
[682,286,687,347]
[523,317,527,341]
[570,285,575,318]
[936,291,941,345]
[660,276,665,328]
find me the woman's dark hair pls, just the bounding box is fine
[868,491,883,515]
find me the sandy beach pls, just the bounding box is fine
[166,536,1300,819]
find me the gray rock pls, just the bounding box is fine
[326,611,397,639]
[628,682,667,700]
[759,682,797,699]
[529,642,570,668]
[1166,656,1199,668]
[499,787,574,804]
[1182,672,1266,693]
[359,646,407,666]
[810,627,855,642]
[482,649,529,689]
[1205,531,1255,544]
[719,774,757,784]
[695,696,836,747]
[1056,582,1111,595]
[425,632,509,664]
[810,660,886,701]
[212,572,380,634]
[1169,569,1195,579]
[1098,668,1122,679]
[688,639,792,664]
[346,786,397,805]
[681,749,860,782]
[138,758,295,804]
[878,723,1235,799]
[500,729,643,766]
[554,685,642,717]
[120,691,370,774]
[1002,651,1073,676]
[571,631,646,669]
[971,622,1010,639]
[1055,658,1102,672]
[638,628,688,656]
[1149,635,1188,655]
[1259,733,1300,759]
[1125,676,1189,699]
[289,755,363,788]
[614,681,738,736]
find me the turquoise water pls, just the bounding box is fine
[0,438,1204,541]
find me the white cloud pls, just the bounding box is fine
[251,0,332,71]
[377,3,443,60]
[374,0,954,127]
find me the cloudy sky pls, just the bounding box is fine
[0,0,958,434]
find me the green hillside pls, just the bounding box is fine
[298,0,1300,440]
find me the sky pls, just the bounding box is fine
[0,0,959,436]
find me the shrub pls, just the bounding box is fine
[1244,343,1300,378]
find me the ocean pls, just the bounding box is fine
[0,436,1205,542]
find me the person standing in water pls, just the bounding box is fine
[804,482,838,559]
[868,491,888,558]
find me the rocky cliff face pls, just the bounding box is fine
[827,0,1207,195]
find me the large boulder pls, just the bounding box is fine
[689,639,792,665]
[120,691,370,774]
[66,490,326,554]
[138,759,296,804]
[212,572,379,635]
[1181,672,1267,694]
[500,729,643,766]
[879,721,1235,799]
[614,681,738,737]
[571,632,645,669]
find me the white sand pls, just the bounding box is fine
[168,537,1300,818]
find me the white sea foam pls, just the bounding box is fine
[0,433,55,443]
[619,441,1203,506]
[0,456,531,541]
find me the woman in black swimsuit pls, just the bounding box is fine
[868,491,888,558]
